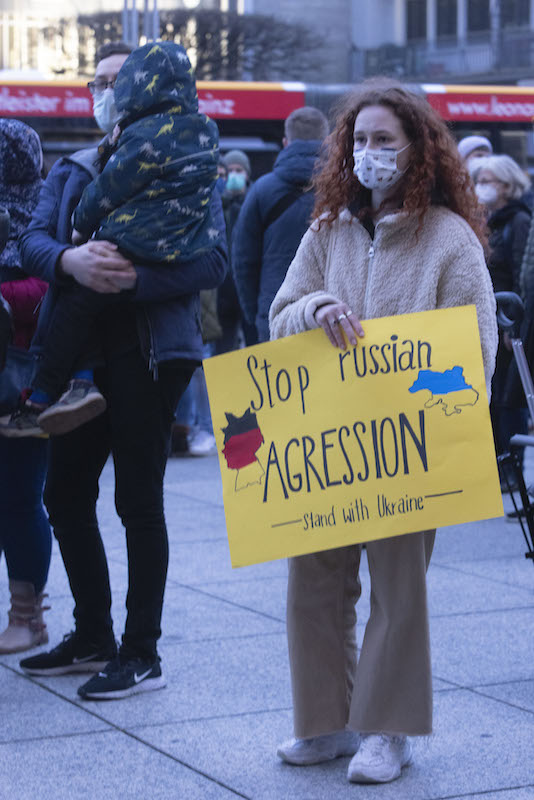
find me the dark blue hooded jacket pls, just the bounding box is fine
[74,42,220,263]
[231,139,322,342]
[19,144,227,369]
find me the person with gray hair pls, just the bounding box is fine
[232,106,329,342]
[472,153,532,490]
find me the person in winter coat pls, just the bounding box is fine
[216,148,256,351]
[0,119,51,653]
[471,154,532,483]
[15,42,227,700]
[232,106,329,342]
[0,41,220,438]
[270,81,497,785]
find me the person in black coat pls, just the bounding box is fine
[472,154,532,484]
[216,149,256,352]
[232,107,329,343]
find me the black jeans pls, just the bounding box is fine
[43,314,193,660]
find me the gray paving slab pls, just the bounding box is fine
[1,451,533,798]
[160,582,285,643]
[431,607,534,686]
[0,729,242,800]
[446,553,534,592]
[471,679,534,714]
[27,631,292,727]
[146,536,289,586]
[0,666,110,743]
[432,518,527,564]
[130,689,534,800]
[455,790,534,800]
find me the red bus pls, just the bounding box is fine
[1,79,533,174]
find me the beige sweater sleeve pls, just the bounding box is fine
[269,223,339,340]
[435,224,498,395]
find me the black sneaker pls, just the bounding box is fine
[77,654,166,700]
[0,404,48,438]
[19,631,117,676]
[38,380,106,435]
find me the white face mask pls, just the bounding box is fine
[475,183,499,206]
[93,88,120,135]
[353,144,410,190]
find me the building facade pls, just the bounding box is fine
[246,0,353,82]
[353,0,534,83]
[2,0,534,84]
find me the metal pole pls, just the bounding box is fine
[490,0,502,70]
[144,0,150,43]
[153,0,159,42]
[122,0,130,46]
[132,0,139,46]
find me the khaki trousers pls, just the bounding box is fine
[287,530,435,738]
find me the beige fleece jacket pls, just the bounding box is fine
[269,206,498,390]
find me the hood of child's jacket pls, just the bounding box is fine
[114,41,199,119]
[272,139,323,187]
[0,118,43,278]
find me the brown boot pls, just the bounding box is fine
[0,580,50,654]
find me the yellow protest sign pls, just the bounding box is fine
[204,306,503,567]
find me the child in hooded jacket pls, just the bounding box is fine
[1,42,221,438]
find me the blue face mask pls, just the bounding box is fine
[226,172,247,193]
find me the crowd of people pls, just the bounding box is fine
[0,38,531,787]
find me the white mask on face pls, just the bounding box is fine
[93,88,120,135]
[353,143,411,190]
[475,183,499,206]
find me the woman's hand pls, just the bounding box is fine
[314,302,364,349]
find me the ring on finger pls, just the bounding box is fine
[330,318,340,326]
[337,313,347,321]
[346,309,354,316]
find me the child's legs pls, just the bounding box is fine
[33,285,117,400]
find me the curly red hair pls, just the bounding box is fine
[312,79,486,244]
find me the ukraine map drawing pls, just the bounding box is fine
[409,366,479,416]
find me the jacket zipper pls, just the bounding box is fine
[144,309,158,380]
[363,241,375,318]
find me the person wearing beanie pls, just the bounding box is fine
[215,148,257,355]
[458,134,493,164]
[221,149,251,194]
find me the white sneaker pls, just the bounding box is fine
[188,430,216,456]
[347,733,412,783]
[277,729,360,766]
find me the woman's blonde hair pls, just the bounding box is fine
[470,154,531,199]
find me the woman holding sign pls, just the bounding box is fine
[270,81,498,784]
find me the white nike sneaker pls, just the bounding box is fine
[347,733,412,783]
[277,729,360,766]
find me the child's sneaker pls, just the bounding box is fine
[38,379,106,435]
[0,403,48,438]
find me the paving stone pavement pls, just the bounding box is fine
[0,448,533,800]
